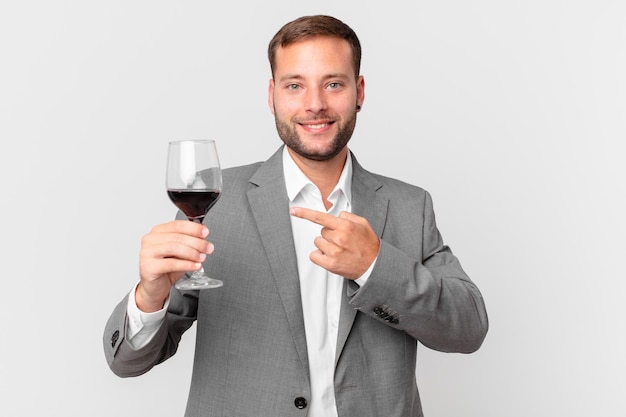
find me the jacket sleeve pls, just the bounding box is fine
[103,288,197,377]
[348,191,488,353]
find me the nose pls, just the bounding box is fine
[304,87,327,113]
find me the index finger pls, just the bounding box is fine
[289,207,342,228]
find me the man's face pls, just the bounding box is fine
[268,36,365,162]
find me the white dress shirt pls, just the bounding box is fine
[126,146,374,416]
[283,147,349,417]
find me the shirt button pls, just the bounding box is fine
[294,397,308,409]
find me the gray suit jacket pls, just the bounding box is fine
[104,147,488,417]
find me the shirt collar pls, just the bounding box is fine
[283,146,353,207]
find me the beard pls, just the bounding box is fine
[273,108,358,161]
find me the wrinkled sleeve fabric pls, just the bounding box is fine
[103,287,198,377]
[348,191,488,353]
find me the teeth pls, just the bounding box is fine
[306,123,328,129]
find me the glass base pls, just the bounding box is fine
[175,270,223,290]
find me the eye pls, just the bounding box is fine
[328,82,341,89]
[287,84,301,90]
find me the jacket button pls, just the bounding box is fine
[111,330,120,348]
[294,397,308,409]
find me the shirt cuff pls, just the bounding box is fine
[353,255,377,287]
[126,282,169,349]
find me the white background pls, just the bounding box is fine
[1,1,624,416]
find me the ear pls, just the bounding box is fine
[356,75,365,109]
[268,79,275,115]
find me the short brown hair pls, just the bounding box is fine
[268,15,362,79]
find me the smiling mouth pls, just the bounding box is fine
[299,121,335,131]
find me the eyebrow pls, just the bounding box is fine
[277,73,351,83]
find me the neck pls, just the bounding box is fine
[287,147,348,208]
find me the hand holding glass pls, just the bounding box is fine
[166,140,223,290]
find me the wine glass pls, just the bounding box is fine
[166,139,223,290]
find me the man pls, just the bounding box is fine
[104,15,488,417]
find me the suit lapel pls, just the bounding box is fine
[246,147,310,379]
[336,154,388,364]
[246,149,388,370]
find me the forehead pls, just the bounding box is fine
[274,36,354,78]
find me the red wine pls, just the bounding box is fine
[167,189,221,221]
